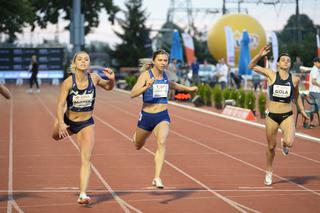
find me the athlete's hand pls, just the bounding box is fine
[103,68,115,81]
[189,86,198,92]
[146,77,155,88]
[302,111,310,120]
[259,45,271,57]
[58,123,69,139]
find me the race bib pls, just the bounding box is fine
[73,93,94,108]
[273,85,291,98]
[153,83,169,98]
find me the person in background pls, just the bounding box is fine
[216,58,228,89]
[27,55,40,93]
[166,59,178,100]
[191,57,200,84]
[309,57,320,117]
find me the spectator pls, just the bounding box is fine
[216,58,228,89]
[191,57,199,84]
[166,59,178,100]
[309,57,320,116]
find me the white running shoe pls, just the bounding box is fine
[264,171,273,186]
[152,177,164,189]
[35,89,40,93]
[77,195,91,204]
[26,89,33,94]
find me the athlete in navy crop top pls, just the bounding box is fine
[249,45,309,186]
[52,51,115,204]
[130,49,198,188]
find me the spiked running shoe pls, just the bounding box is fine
[264,171,273,186]
[152,178,164,189]
[77,195,91,205]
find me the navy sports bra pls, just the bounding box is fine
[268,72,294,103]
[143,69,169,104]
[67,73,96,112]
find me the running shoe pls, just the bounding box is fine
[264,171,273,186]
[77,195,91,205]
[152,178,164,189]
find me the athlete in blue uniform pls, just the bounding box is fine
[249,45,309,186]
[52,51,115,204]
[131,49,198,188]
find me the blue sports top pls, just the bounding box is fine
[143,69,169,104]
[67,73,96,112]
[268,72,294,103]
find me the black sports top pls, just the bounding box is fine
[268,72,294,103]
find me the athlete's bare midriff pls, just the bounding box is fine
[142,103,168,113]
[267,101,293,113]
[66,110,93,122]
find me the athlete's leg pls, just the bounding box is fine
[280,115,295,148]
[133,127,152,150]
[265,117,279,172]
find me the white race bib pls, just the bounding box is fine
[273,85,291,98]
[73,93,94,108]
[153,84,168,98]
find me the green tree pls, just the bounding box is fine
[112,0,151,67]
[0,0,35,42]
[278,14,318,65]
[30,0,119,34]
[0,0,119,42]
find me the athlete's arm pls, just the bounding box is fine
[248,45,275,82]
[56,77,71,138]
[95,68,115,90]
[293,76,309,120]
[169,82,198,92]
[130,72,154,98]
[0,84,11,99]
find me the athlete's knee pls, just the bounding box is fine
[157,139,167,150]
[267,142,276,151]
[283,138,294,148]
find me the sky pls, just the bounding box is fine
[14,0,320,47]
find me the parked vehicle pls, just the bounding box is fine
[187,64,217,83]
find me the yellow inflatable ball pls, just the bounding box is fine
[207,13,267,65]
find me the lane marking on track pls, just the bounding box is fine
[37,95,142,213]
[93,115,261,213]
[116,88,320,143]
[7,95,24,213]
[103,91,320,165]
[101,101,320,197]
[1,189,320,193]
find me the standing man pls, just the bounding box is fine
[27,55,40,93]
[309,57,320,114]
[191,57,199,84]
[216,58,228,89]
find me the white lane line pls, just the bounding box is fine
[93,115,261,213]
[37,95,142,213]
[1,189,320,193]
[173,114,320,165]
[110,90,320,165]
[7,96,24,213]
[116,88,320,143]
[103,102,320,197]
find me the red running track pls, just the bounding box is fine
[0,84,320,213]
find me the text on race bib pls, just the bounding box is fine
[273,85,291,98]
[153,84,169,98]
[73,93,94,108]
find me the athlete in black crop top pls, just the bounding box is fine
[51,51,115,204]
[249,45,309,186]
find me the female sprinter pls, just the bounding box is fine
[52,51,115,204]
[248,45,309,186]
[131,49,198,188]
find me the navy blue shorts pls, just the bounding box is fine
[137,110,170,131]
[64,114,94,134]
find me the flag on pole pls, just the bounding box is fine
[317,33,320,57]
[224,26,235,66]
[181,33,195,65]
[270,32,278,70]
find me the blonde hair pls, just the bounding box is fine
[139,58,152,72]
[70,51,90,73]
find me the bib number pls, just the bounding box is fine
[273,85,291,98]
[153,84,168,98]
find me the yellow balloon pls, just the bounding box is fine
[207,13,267,65]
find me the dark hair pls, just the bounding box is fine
[277,53,291,62]
[152,49,169,60]
[313,57,320,63]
